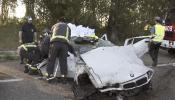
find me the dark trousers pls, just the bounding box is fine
[47,42,68,75]
[149,42,161,65]
[19,47,28,63]
[19,46,41,64]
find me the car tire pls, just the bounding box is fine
[168,49,175,54]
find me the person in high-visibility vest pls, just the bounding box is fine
[18,43,39,73]
[46,18,76,81]
[24,28,51,75]
[149,16,165,67]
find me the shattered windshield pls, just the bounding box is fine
[71,37,114,54]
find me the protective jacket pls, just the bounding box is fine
[50,22,71,43]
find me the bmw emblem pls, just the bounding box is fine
[130,73,134,77]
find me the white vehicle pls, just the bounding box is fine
[161,8,175,54]
[72,36,153,100]
[37,36,154,100]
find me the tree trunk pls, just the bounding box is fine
[1,0,9,24]
[24,0,35,18]
[107,0,120,43]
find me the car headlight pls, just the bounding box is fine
[147,70,153,79]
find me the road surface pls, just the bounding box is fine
[0,49,175,100]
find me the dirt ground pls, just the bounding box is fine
[1,49,175,100]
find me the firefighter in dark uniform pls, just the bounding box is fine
[19,16,37,44]
[18,16,37,64]
[39,28,51,59]
[24,28,51,75]
[149,16,165,66]
[46,18,76,80]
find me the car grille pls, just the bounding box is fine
[136,77,147,86]
[123,77,147,89]
[123,82,136,89]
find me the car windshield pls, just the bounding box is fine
[71,37,114,54]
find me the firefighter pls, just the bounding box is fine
[149,16,165,66]
[39,28,51,59]
[46,18,76,80]
[25,28,51,75]
[19,16,37,64]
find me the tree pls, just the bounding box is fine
[107,0,138,43]
[35,0,110,31]
[23,0,35,18]
[0,0,17,24]
[107,0,173,43]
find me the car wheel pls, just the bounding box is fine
[142,81,153,94]
[72,82,86,100]
[168,49,175,54]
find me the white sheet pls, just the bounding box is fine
[67,23,95,37]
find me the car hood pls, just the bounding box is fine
[81,45,152,87]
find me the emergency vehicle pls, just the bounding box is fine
[161,8,175,54]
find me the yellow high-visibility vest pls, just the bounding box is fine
[152,24,165,42]
[88,34,99,40]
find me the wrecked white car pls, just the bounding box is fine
[71,36,154,100]
[37,36,154,100]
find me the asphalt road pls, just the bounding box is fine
[0,61,74,100]
[128,49,175,100]
[1,49,175,100]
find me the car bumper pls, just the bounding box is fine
[98,72,153,92]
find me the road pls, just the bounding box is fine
[0,61,74,100]
[1,49,175,100]
[128,49,175,100]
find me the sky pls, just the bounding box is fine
[14,0,26,18]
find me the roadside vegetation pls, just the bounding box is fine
[0,23,19,50]
[0,0,175,49]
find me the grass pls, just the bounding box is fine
[0,51,19,61]
[0,24,19,50]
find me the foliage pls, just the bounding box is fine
[0,0,17,25]
[1,0,175,47]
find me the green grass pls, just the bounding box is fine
[0,24,19,50]
[0,51,19,61]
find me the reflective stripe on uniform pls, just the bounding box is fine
[51,27,69,42]
[44,72,49,77]
[89,34,99,39]
[26,64,38,70]
[51,36,69,42]
[19,43,37,51]
[65,27,69,39]
[29,66,38,70]
[20,45,27,51]
[153,24,165,42]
